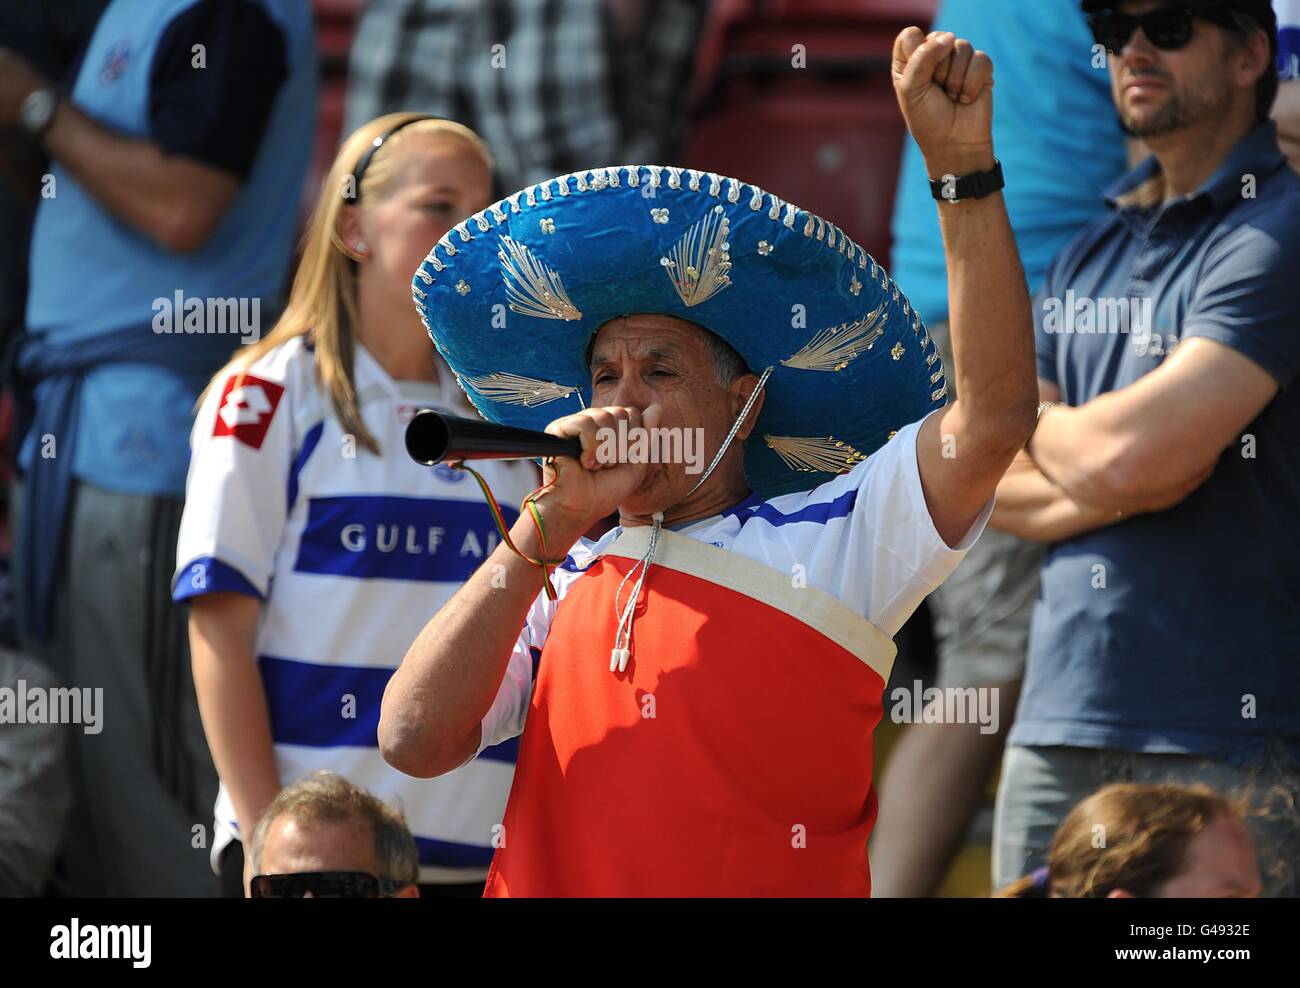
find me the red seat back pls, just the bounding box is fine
[304,0,367,221]
[684,0,939,266]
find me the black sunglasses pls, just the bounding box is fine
[249,871,407,898]
[1087,5,1240,54]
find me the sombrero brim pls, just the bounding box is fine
[412,165,946,499]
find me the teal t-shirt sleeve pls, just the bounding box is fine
[1183,216,1300,389]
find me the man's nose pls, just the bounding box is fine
[1118,25,1160,62]
[609,376,652,409]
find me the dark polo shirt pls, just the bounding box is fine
[1013,121,1300,765]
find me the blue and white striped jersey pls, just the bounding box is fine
[174,335,537,883]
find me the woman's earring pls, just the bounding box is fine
[355,241,367,255]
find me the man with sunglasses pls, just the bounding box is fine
[246,771,419,899]
[990,0,1300,896]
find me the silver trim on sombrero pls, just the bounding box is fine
[498,236,582,321]
[780,303,887,372]
[462,372,579,407]
[663,205,732,307]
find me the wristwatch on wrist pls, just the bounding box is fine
[19,88,60,137]
[930,158,1004,202]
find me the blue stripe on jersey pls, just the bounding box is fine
[287,421,325,511]
[259,654,522,765]
[478,736,520,763]
[294,495,517,582]
[717,491,765,523]
[260,655,387,747]
[172,555,263,602]
[736,488,858,529]
[414,835,495,869]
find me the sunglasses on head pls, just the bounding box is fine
[1087,4,1240,54]
[249,871,407,898]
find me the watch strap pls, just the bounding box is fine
[930,158,1004,202]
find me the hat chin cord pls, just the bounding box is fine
[609,365,774,673]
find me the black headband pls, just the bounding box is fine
[343,115,436,202]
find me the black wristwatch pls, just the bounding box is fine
[930,158,1004,202]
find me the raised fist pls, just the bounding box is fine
[891,28,996,179]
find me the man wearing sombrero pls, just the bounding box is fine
[381,28,1037,896]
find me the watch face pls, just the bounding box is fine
[21,90,57,133]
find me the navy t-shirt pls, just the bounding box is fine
[147,0,288,179]
[1011,122,1300,766]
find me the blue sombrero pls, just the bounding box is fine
[411,165,946,499]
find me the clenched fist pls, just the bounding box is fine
[892,28,996,180]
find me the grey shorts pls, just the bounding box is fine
[925,320,1045,689]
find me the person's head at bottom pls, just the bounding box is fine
[247,770,420,898]
[997,781,1261,898]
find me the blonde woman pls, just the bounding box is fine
[173,113,536,896]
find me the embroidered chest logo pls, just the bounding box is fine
[100,41,132,85]
[213,374,285,449]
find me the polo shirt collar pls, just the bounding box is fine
[1103,120,1286,212]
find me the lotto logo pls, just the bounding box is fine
[213,374,284,449]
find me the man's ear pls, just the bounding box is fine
[730,373,766,440]
[1236,28,1272,90]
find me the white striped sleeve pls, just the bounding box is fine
[475,588,558,754]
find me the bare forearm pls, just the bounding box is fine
[380,512,578,777]
[991,457,1121,543]
[931,150,1038,452]
[1030,400,1211,509]
[42,101,235,251]
[914,149,1038,544]
[1028,403,1117,504]
[190,636,281,839]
